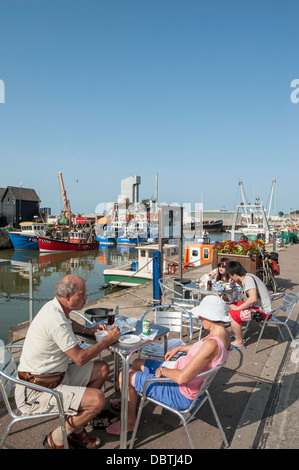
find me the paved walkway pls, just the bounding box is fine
[1,243,299,450]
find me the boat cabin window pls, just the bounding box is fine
[140,249,154,258]
[191,250,198,257]
[203,248,210,259]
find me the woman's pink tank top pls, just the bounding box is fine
[175,336,230,400]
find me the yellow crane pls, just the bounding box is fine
[58,171,72,223]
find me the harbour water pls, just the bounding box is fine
[0,232,232,343]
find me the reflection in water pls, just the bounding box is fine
[0,245,138,343]
[0,233,231,343]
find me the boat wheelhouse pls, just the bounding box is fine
[103,243,178,287]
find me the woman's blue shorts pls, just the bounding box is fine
[134,359,193,410]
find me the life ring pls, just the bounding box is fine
[169,262,195,273]
[169,262,179,274]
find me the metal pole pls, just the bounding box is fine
[29,262,33,322]
[178,206,183,279]
[272,233,276,252]
[153,251,161,305]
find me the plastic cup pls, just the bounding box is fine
[95,330,107,342]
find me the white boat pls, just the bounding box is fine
[228,178,276,243]
[103,243,178,287]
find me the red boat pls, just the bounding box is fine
[38,231,99,252]
[39,172,99,252]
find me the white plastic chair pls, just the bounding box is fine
[245,292,299,353]
[129,363,229,449]
[159,278,202,333]
[0,343,68,449]
[140,305,196,360]
[159,278,200,307]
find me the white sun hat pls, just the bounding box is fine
[191,295,231,323]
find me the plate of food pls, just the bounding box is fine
[118,334,140,344]
[106,316,137,336]
[212,282,225,292]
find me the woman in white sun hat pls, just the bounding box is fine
[106,295,231,436]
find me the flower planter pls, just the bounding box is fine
[212,249,260,273]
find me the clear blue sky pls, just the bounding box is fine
[1,0,298,216]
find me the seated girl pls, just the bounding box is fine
[201,257,230,283]
[106,296,231,435]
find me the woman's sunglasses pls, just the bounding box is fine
[218,264,226,268]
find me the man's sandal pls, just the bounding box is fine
[43,432,72,449]
[68,428,101,449]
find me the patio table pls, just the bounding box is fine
[77,318,169,449]
[183,281,237,302]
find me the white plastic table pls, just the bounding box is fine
[78,318,169,448]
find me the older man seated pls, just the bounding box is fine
[15,274,120,449]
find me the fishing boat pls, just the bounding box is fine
[38,229,99,252]
[37,171,99,252]
[116,226,147,246]
[228,178,277,243]
[103,243,178,287]
[97,224,117,245]
[95,210,118,245]
[203,219,223,232]
[8,222,52,250]
[116,205,149,246]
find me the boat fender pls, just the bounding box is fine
[183,263,195,271]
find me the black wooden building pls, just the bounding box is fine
[0,186,41,227]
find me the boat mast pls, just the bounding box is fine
[58,171,71,222]
[267,178,276,220]
[239,178,250,225]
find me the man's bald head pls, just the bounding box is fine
[54,275,86,299]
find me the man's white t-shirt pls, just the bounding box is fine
[18,297,78,374]
[243,273,272,313]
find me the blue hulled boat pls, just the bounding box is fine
[8,232,39,250]
[8,222,52,250]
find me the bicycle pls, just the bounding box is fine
[254,248,277,293]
